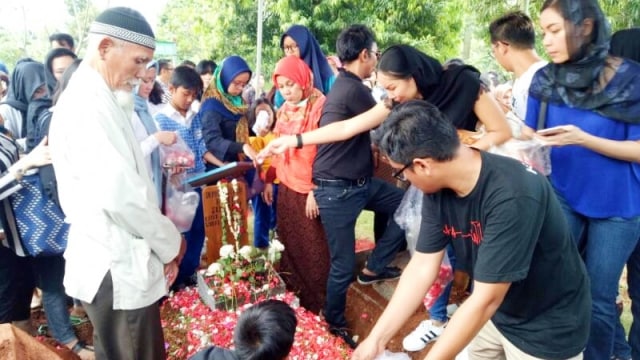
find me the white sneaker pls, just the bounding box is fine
[402,319,446,352]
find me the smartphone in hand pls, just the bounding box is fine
[537,126,567,136]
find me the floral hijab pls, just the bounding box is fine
[529,0,640,124]
[272,56,323,136]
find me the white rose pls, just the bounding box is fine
[205,262,223,277]
[219,244,235,259]
[238,245,253,261]
[270,239,285,252]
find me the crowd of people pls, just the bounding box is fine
[0,0,639,359]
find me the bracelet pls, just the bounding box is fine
[295,134,303,149]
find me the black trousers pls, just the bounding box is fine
[82,272,165,360]
[0,246,33,323]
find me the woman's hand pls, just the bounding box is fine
[305,191,319,219]
[21,137,51,169]
[155,131,178,146]
[242,144,260,168]
[262,183,274,206]
[534,124,584,146]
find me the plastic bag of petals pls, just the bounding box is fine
[422,251,454,310]
[164,174,200,232]
[160,135,195,169]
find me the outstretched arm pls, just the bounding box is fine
[351,250,444,360]
[260,103,390,157]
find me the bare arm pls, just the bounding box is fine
[535,124,640,163]
[425,280,510,360]
[260,103,390,157]
[351,250,444,360]
[473,91,512,150]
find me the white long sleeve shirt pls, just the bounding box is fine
[49,64,181,310]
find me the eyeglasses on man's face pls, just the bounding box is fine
[392,162,413,181]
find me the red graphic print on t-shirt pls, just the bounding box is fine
[443,221,483,245]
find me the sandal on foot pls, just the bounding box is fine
[70,341,95,360]
[70,315,90,326]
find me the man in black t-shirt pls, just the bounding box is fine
[352,101,590,360]
[312,25,406,347]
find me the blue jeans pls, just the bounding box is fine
[314,177,405,328]
[627,236,640,360]
[0,249,76,344]
[252,184,278,248]
[558,194,640,360]
[33,255,76,344]
[178,187,205,284]
[428,244,457,322]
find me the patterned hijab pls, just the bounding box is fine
[272,56,323,135]
[201,56,252,148]
[378,45,482,131]
[280,25,335,94]
[529,0,640,124]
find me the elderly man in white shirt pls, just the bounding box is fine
[49,7,182,360]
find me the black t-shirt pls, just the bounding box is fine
[416,151,590,359]
[312,70,376,180]
[188,346,238,360]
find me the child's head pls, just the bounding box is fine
[169,65,203,113]
[233,300,297,360]
[248,97,276,132]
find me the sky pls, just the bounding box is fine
[5,0,169,34]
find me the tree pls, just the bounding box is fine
[63,0,99,54]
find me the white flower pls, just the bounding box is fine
[270,239,285,252]
[238,245,253,261]
[219,244,235,259]
[205,262,223,277]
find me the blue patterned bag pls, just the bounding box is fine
[9,171,68,256]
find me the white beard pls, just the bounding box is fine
[114,89,135,115]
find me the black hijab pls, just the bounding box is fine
[530,0,640,124]
[378,45,482,131]
[610,28,640,63]
[2,60,50,140]
[44,47,77,95]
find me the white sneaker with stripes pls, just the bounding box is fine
[402,319,447,352]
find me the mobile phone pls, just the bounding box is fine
[537,126,567,136]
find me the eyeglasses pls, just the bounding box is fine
[283,44,299,53]
[369,49,381,60]
[392,162,413,181]
[489,41,509,59]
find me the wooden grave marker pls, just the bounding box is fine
[202,181,249,266]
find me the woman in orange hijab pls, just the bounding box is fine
[270,56,329,313]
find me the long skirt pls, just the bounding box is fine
[276,184,330,314]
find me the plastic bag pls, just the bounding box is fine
[423,251,454,310]
[164,173,200,232]
[489,138,551,176]
[160,135,195,169]
[394,185,423,256]
[374,350,411,360]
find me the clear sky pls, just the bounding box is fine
[5,0,168,34]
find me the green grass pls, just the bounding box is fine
[355,210,375,241]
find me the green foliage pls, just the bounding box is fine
[64,0,99,54]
